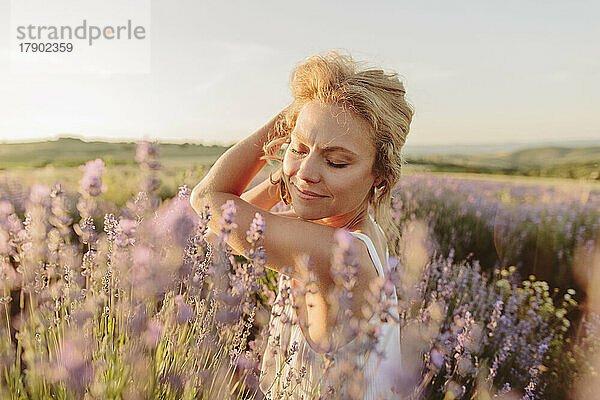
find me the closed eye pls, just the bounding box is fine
[289,148,348,169]
[327,160,348,168]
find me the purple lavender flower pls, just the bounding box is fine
[244,212,267,274]
[104,213,118,242]
[215,307,240,325]
[135,141,160,169]
[117,218,137,237]
[140,176,161,195]
[0,230,10,256]
[455,311,474,353]
[0,201,14,219]
[144,319,163,347]
[174,294,193,324]
[235,353,258,371]
[195,204,211,238]
[487,300,504,338]
[28,184,51,206]
[330,229,360,326]
[74,217,97,245]
[51,338,93,397]
[489,334,514,380]
[0,257,18,292]
[135,191,148,204]
[429,348,445,372]
[178,184,191,199]
[522,367,539,400]
[246,212,265,245]
[498,382,511,396]
[456,354,474,377]
[49,184,72,237]
[449,382,466,399]
[153,197,197,247]
[132,246,152,274]
[134,139,161,209]
[333,229,360,276]
[78,159,106,197]
[218,200,238,245]
[0,202,23,257]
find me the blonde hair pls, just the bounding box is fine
[261,50,414,255]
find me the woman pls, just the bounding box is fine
[191,50,413,399]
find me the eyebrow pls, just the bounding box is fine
[291,132,358,157]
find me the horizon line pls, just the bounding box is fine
[1,133,599,148]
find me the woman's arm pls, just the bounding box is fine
[240,168,283,211]
[191,110,285,258]
[193,111,283,197]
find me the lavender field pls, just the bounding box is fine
[0,142,599,399]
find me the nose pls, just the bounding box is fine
[296,153,321,184]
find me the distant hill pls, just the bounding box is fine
[403,138,600,156]
[500,146,600,167]
[406,145,600,180]
[0,137,231,169]
[409,146,600,168]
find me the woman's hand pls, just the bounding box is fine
[192,105,293,200]
[270,103,294,141]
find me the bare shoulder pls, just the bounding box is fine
[270,208,299,218]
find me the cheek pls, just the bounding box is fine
[330,173,370,197]
[344,174,371,197]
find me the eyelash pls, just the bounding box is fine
[289,148,348,168]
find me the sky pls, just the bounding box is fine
[0,0,598,146]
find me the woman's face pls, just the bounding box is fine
[282,100,381,221]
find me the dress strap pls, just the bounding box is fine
[369,214,390,263]
[369,214,385,235]
[350,228,401,324]
[348,231,386,280]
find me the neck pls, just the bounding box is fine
[313,203,370,231]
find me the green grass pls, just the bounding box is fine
[408,146,600,168]
[0,137,231,170]
[406,146,600,180]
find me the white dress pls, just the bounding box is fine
[259,216,402,399]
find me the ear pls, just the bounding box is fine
[373,176,383,188]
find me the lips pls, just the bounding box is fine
[292,183,327,199]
